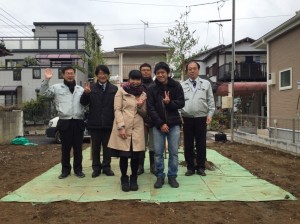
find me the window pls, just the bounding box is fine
[0,95,4,105]
[279,68,292,90]
[13,69,21,81]
[57,31,78,49]
[33,69,41,79]
[5,94,16,106]
[0,94,16,106]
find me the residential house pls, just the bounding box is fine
[104,44,170,82]
[192,37,267,116]
[252,11,300,141]
[0,22,101,106]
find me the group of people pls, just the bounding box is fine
[40,60,215,192]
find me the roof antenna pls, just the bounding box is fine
[141,20,148,44]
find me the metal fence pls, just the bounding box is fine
[234,114,300,144]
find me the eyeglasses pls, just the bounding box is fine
[64,72,75,76]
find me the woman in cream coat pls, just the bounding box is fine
[108,70,147,192]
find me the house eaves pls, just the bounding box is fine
[251,11,300,49]
[192,37,256,62]
[33,22,93,26]
[220,37,256,52]
[114,44,169,53]
[192,45,225,61]
[103,51,118,58]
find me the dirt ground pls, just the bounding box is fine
[0,140,299,224]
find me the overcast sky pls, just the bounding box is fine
[0,0,299,54]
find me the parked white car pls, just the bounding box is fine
[45,117,90,144]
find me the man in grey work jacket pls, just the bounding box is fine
[40,66,86,179]
[181,61,215,177]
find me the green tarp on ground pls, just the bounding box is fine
[1,148,296,203]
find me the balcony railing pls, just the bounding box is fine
[1,37,86,50]
[218,62,267,82]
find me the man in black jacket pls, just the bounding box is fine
[80,65,118,178]
[137,63,156,175]
[147,62,185,188]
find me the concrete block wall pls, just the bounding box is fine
[234,130,300,155]
[0,111,23,144]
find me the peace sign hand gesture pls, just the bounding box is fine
[44,68,53,80]
[84,82,91,94]
[162,91,170,104]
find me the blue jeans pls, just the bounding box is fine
[153,125,180,178]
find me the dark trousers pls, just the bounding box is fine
[183,117,207,170]
[90,129,112,172]
[59,119,84,174]
[119,157,139,177]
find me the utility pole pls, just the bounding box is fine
[208,1,235,142]
[231,0,235,142]
[141,20,148,44]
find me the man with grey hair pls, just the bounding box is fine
[181,61,215,177]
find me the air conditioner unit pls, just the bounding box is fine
[268,73,276,85]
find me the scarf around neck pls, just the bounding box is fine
[121,82,143,96]
[64,80,76,93]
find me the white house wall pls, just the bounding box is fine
[204,57,217,75]
[122,53,166,65]
[234,42,263,52]
[198,62,207,76]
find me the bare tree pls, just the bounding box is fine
[162,12,198,80]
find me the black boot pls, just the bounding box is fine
[130,175,138,191]
[137,158,145,175]
[120,175,130,192]
[149,151,156,175]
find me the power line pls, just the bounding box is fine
[0,14,293,28]
[89,0,228,7]
[189,0,228,7]
[0,17,31,37]
[89,0,185,7]
[96,13,293,32]
[0,7,32,36]
[236,14,293,20]
[0,14,294,35]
